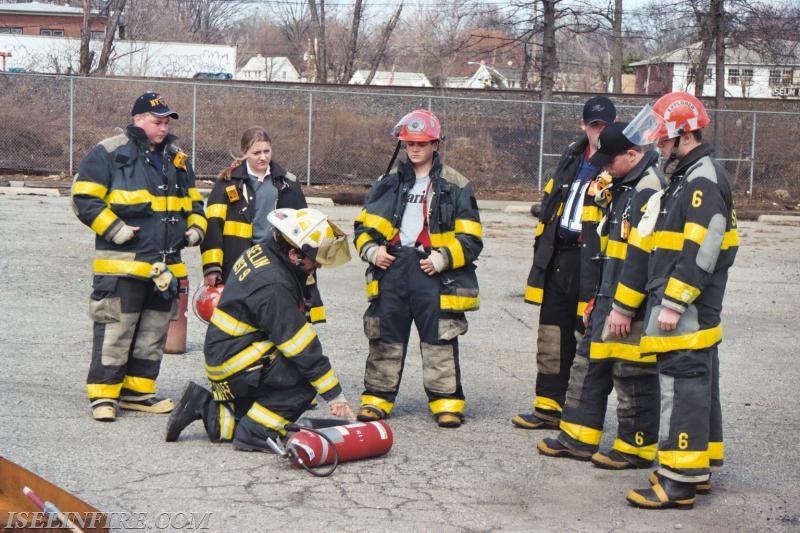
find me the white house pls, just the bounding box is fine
[0,33,236,77]
[445,63,523,89]
[630,41,800,98]
[349,69,431,87]
[236,54,300,82]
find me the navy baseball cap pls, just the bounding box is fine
[589,122,635,168]
[131,92,179,119]
[582,95,616,124]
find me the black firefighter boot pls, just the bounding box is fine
[165,381,213,442]
[626,471,697,510]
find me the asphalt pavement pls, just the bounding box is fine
[0,193,798,532]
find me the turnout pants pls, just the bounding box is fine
[657,346,723,483]
[558,332,659,460]
[86,276,175,406]
[203,355,317,443]
[361,247,466,417]
[531,246,581,422]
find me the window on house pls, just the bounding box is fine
[740,68,753,86]
[687,67,713,84]
[91,31,106,40]
[40,29,65,36]
[769,69,792,86]
[727,68,740,85]
[0,27,23,34]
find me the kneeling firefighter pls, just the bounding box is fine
[166,207,355,451]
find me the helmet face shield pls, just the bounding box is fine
[268,208,351,268]
[623,104,662,145]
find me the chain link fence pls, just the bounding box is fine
[1,72,799,197]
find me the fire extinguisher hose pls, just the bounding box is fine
[283,424,340,477]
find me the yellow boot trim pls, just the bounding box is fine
[429,398,465,415]
[533,396,561,413]
[560,421,602,446]
[122,375,156,394]
[360,395,394,415]
[613,437,657,461]
[87,382,122,400]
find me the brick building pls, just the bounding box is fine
[0,1,107,39]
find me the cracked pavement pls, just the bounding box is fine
[1,195,798,532]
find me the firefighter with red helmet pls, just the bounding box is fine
[624,92,739,509]
[353,109,483,428]
[165,208,355,451]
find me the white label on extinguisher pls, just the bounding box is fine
[373,421,388,440]
[294,442,315,462]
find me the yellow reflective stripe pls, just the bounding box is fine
[360,211,395,240]
[582,205,604,223]
[627,226,652,252]
[641,324,722,354]
[246,403,289,435]
[93,258,152,277]
[121,375,156,394]
[653,230,683,250]
[188,213,207,233]
[664,277,701,304]
[658,449,709,469]
[613,438,657,461]
[684,222,707,246]
[429,230,455,248]
[361,395,394,415]
[308,306,326,323]
[576,301,587,317]
[525,285,543,304]
[168,263,188,278]
[533,396,561,412]
[90,207,118,235]
[543,178,554,194]
[455,218,483,238]
[205,341,274,381]
[223,220,252,239]
[278,322,316,357]
[355,232,374,253]
[600,235,608,252]
[445,239,465,268]
[366,280,379,298]
[429,398,465,414]
[73,180,108,198]
[202,249,223,266]
[440,294,479,311]
[708,441,724,461]
[219,404,235,441]
[535,221,545,237]
[723,228,739,249]
[614,282,645,310]
[206,203,227,219]
[311,368,339,395]
[210,308,258,337]
[86,383,122,399]
[606,239,627,260]
[188,187,203,202]
[106,189,193,211]
[560,420,602,446]
[590,341,656,364]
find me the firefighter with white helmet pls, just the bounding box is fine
[353,109,483,428]
[623,92,739,509]
[166,208,355,451]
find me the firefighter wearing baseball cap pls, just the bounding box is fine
[353,109,483,428]
[513,96,615,429]
[625,92,739,509]
[165,208,355,450]
[537,121,665,468]
[72,91,206,422]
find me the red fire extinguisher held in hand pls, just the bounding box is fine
[269,420,394,477]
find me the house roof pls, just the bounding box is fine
[240,55,296,72]
[349,70,431,86]
[0,1,92,16]
[630,41,800,67]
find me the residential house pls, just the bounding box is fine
[349,69,432,87]
[0,1,108,39]
[445,62,523,89]
[236,54,301,83]
[630,41,800,98]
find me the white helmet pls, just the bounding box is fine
[267,208,351,267]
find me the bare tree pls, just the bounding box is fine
[307,0,328,82]
[364,2,403,85]
[94,0,127,75]
[340,0,365,83]
[79,0,93,75]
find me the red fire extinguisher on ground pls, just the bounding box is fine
[164,277,189,354]
[277,420,393,477]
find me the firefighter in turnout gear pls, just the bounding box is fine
[513,96,615,429]
[353,109,482,428]
[537,122,665,468]
[200,127,326,322]
[625,92,739,509]
[165,208,355,451]
[72,92,206,422]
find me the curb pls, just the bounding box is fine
[0,187,60,197]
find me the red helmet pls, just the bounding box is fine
[652,92,710,140]
[392,109,442,142]
[193,283,224,324]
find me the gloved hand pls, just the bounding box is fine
[151,262,178,300]
[185,227,202,247]
[110,223,139,245]
[582,297,595,329]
